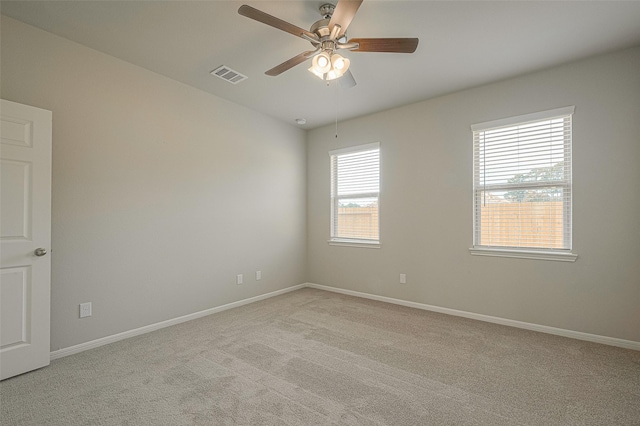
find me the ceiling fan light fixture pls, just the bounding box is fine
[325,69,342,81]
[312,52,331,73]
[309,51,350,81]
[308,65,326,79]
[331,54,349,72]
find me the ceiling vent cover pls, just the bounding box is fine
[210,65,248,84]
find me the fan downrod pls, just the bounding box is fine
[312,4,347,43]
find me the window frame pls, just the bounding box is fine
[469,106,577,262]
[328,142,381,248]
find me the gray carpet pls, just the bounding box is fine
[1,288,639,425]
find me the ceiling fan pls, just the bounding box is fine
[238,0,419,87]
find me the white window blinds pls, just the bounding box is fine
[330,143,380,244]
[472,106,574,251]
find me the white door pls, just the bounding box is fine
[0,99,52,380]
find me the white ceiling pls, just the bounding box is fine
[2,1,640,129]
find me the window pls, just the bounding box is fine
[329,143,380,247]
[470,106,577,261]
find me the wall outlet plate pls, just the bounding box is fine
[400,274,407,284]
[236,274,243,285]
[80,302,92,318]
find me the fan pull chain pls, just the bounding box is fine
[335,80,339,138]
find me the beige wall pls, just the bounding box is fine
[308,46,640,342]
[1,16,307,351]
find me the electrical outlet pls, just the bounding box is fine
[400,274,407,284]
[80,302,92,318]
[236,274,243,285]
[256,271,262,281]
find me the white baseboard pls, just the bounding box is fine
[51,282,638,360]
[306,283,640,351]
[50,284,307,360]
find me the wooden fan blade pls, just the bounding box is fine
[239,5,318,41]
[329,0,363,38]
[348,38,419,53]
[265,51,316,76]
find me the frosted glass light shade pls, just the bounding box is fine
[331,54,350,72]
[312,52,331,74]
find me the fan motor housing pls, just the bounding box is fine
[310,18,331,38]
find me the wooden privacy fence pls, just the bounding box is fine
[336,206,379,239]
[480,201,565,248]
[336,202,564,247]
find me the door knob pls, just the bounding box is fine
[34,248,47,257]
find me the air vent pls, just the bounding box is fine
[210,66,248,84]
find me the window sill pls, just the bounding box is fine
[328,239,381,249]
[469,247,577,262]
